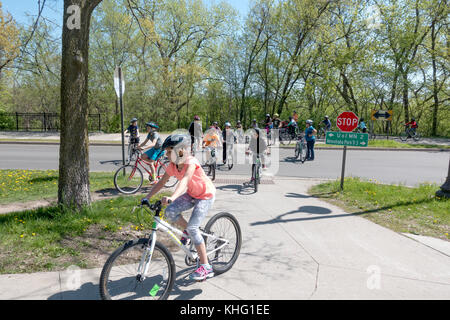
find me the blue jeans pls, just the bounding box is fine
[306,140,315,160]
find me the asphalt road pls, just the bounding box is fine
[1,144,448,187]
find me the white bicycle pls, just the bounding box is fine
[99,200,242,300]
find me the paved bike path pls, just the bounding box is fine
[0,176,449,300]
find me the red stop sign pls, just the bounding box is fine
[336,111,359,132]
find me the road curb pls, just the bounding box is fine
[279,145,450,152]
[1,140,449,152]
[0,141,121,147]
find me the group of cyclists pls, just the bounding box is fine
[122,112,420,282]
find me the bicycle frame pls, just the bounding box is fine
[137,207,230,280]
[132,156,167,178]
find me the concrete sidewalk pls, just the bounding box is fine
[0,176,449,300]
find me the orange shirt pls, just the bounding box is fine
[165,156,216,200]
[203,131,220,148]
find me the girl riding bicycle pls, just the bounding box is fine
[141,134,216,281]
[139,122,165,184]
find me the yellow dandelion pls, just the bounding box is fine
[20,234,24,238]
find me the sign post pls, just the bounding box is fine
[332,111,367,191]
[114,66,126,168]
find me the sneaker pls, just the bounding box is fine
[190,264,214,281]
[180,230,191,246]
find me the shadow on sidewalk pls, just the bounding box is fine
[47,267,203,300]
[216,184,255,196]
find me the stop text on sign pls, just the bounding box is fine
[337,118,358,127]
[336,111,359,132]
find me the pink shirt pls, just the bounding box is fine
[165,156,216,200]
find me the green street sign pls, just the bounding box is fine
[326,131,369,147]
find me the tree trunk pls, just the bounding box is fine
[431,20,439,136]
[58,0,102,208]
[401,70,410,123]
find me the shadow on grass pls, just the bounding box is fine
[29,176,58,183]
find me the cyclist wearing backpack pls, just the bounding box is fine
[141,134,216,281]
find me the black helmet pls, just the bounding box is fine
[161,134,190,150]
[411,117,415,121]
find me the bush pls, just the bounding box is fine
[0,109,15,130]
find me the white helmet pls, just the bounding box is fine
[306,120,313,124]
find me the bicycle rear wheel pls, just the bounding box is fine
[204,212,242,275]
[99,239,176,300]
[157,161,178,188]
[114,165,143,194]
[300,143,307,163]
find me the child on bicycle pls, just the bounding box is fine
[125,118,140,144]
[139,122,164,184]
[141,134,216,281]
[246,128,268,178]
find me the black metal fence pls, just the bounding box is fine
[1,113,102,132]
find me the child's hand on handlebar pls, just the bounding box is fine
[162,196,173,206]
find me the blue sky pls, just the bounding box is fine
[2,0,250,26]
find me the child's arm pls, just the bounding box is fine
[143,172,170,201]
[163,164,195,204]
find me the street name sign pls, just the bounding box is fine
[326,131,369,147]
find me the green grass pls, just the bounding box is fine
[0,193,171,274]
[309,177,449,241]
[0,169,115,204]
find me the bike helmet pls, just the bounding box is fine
[325,115,329,119]
[161,134,190,150]
[225,122,231,127]
[145,122,159,129]
[266,114,270,117]
[194,115,200,121]
[411,117,415,121]
[306,120,313,124]
[130,118,138,123]
[237,120,241,124]
[274,113,279,118]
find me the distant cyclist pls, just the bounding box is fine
[405,117,418,135]
[322,116,332,132]
[358,118,367,133]
[139,122,164,183]
[250,119,259,129]
[124,118,140,144]
[235,120,245,143]
[287,116,298,137]
[222,122,236,165]
[246,128,268,178]
[189,115,203,153]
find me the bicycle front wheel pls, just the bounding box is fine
[413,132,421,142]
[204,212,242,276]
[300,143,307,163]
[399,132,408,142]
[100,239,176,300]
[114,165,143,194]
[295,142,301,159]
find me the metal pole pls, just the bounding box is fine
[16,112,19,131]
[118,67,126,169]
[340,146,347,191]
